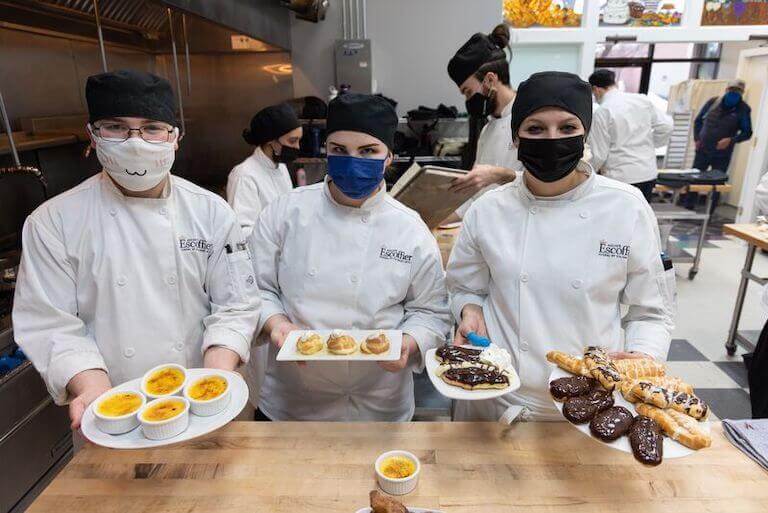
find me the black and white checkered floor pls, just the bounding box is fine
[415,205,760,421]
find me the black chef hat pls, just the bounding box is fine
[588,69,616,88]
[510,71,593,138]
[242,102,301,146]
[448,33,505,87]
[86,69,178,126]
[326,93,398,150]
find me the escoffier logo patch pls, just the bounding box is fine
[379,246,413,264]
[598,240,630,259]
[179,238,213,253]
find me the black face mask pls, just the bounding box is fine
[465,92,490,117]
[517,135,584,183]
[274,145,300,165]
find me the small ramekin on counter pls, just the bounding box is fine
[374,450,421,496]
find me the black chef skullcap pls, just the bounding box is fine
[326,93,398,150]
[448,33,506,87]
[511,71,593,138]
[588,69,616,88]
[242,103,301,146]
[86,69,178,126]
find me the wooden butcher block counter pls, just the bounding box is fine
[27,421,768,513]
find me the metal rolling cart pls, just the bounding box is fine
[652,170,729,280]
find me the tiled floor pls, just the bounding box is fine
[415,203,759,421]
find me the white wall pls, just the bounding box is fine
[718,41,763,81]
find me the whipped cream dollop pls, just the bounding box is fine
[480,344,512,371]
[330,329,346,337]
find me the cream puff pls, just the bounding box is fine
[297,332,324,355]
[327,330,357,355]
[361,332,390,355]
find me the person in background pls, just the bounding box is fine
[250,93,451,421]
[446,71,672,422]
[445,25,520,222]
[693,79,752,174]
[588,69,672,202]
[12,70,261,430]
[227,103,302,237]
[227,103,302,414]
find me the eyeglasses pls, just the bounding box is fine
[92,122,176,143]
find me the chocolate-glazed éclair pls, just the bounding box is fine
[436,345,482,364]
[629,415,664,466]
[562,389,614,424]
[549,376,599,401]
[589,406,634,442]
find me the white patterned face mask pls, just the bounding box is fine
[93,127,177,191]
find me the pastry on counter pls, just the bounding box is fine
[589,406,634,441]
[546,350,592,377]
[369,490,407,513]
[629,415,664,466]
[327,330,358,355]
[361,332,391,355]
[583,346,622,391]
[436,344,482,364]
[296,332,324,355]
[635,404,712,450]
[549,376,599,401]
[619,376,693,403]
[613,358,666,379]
[630,382,709,420]
[562,389,614,424]
[440,364,509,390]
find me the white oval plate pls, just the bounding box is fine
[425,347,520,401]
[549,366,710,458]
[81,368,247,449]
[276,330,402,361]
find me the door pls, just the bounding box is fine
[733,48,768,220]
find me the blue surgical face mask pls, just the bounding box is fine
[327,155,386,199]
[723,91,741,108]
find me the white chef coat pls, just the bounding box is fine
[755,172,768,216]
[588,89,673,185]
[12,172,261,405]
[226,146,293,410]
[455,100,523,219]
[226,146,293,238]
[250,178,451,421]
[446,165,673,421]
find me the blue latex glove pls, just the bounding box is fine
[466,332,490,347]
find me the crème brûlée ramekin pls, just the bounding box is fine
[374,450,421,496]
[183,373,231,417]
[138,397,190,440]
[140,363,188,399]
[93,389,147,435]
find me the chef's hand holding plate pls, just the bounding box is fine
[66,369,112,430]
[453,304,488,346]
[265,315,305,366]
[378,334,417,373]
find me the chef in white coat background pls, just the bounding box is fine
[226,102,301,413]
[227,102,302,237]
[12,70,261,429]
[588,69,673,202]
[446,71,673,422]
[250,93,451,421]
[445,25,521,221]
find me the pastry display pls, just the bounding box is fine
[630,382,709,420]
[629,415,664,466]
[369,490,408,513]
[436,344,482,364]
[296,332,324,355]
[562,389,614,424]
[549,375,599,401]
[589,406,634,441]
[546,350,591,376]
[635,404,712,450]
[187,375,228,402]
[327,330,358,355]
[361,332,391,355]
[583,346,622,391]
[96,391,144,417]
[613,358,666,379]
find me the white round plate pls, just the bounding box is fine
[549,366,710,458]
[425,348,520,401]
[81,369,247,449]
